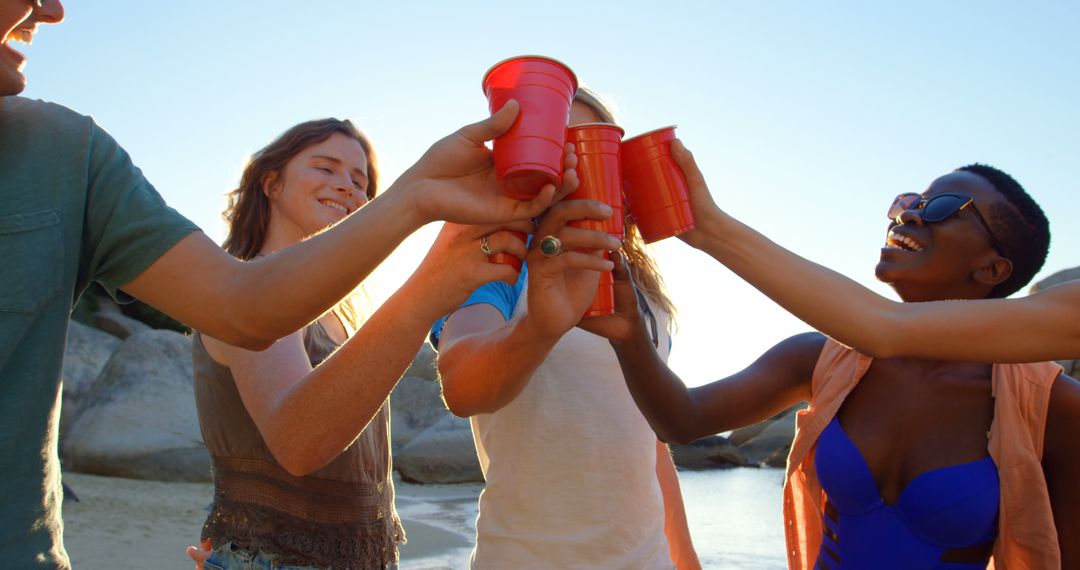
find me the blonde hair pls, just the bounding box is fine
[573,87,677,329]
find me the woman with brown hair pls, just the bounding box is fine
[186,118,557,569]
[432,88,700,569]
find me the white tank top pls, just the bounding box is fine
[469,281,675,569]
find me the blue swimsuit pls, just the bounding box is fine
[814,417,999,569]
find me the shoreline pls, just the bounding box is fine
[61,472,479,570]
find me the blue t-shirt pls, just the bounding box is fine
[431,267,527,348]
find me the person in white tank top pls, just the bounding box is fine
[433,89,700,569]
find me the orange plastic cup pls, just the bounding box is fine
[487,230,526,272]
[585,265,615,318]
[621,126,695,243]
[482,56,578,200]
[565,123,625,241]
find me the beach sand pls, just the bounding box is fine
[61,472,479,570]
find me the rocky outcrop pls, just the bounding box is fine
[1030,266,1080,294]
[61,330,210,482]
[394,415,483,484]
[736,407,802,467]
[671,435,746,469]
[60,321,121,440]
[1030,266,1080,377]
[93,311,153,340]
[390,375,451,451]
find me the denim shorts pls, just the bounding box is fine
[204,542,398,570]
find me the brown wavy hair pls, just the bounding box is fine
[221,119,377,330]
[221,118,378,261]
[574,87,677,329]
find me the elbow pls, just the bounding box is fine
[656,426,702,447]
[439,379,490,418]
[272,445,326,477]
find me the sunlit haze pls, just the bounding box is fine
[25,1,1079,385]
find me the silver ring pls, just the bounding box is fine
[480,235,495,256]
[539,235,563,258]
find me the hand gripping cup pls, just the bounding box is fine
[586,268,615,318]
[488,230,527,273]
[482,56,578,200]
[566,122,625,317]
[621,126,696,243]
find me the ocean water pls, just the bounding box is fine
[680,468,787,569]
[397,467,788,569]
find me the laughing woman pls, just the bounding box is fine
[189,119,547,570]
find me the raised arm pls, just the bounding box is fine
[671,140,1080,363]
[123,102,577,350]
[437,200,620,417]
[206,221,529,476]
[581,256,820,445]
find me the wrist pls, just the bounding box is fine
[385,171,436,227]
[516,312,565,347]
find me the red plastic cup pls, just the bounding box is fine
[565,123,625,241]
[585,265,615,318]
[488,230,526,273]
[621,126,695,243]
[482,56,578,200]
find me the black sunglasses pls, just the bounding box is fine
[887,192,1006,255]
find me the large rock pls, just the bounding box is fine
[390,375,451,451]
[61,330,210,482]
[404,341,439,382]
[60,321,121,441]
[728,403,807,447]
[671,435,746,469]
[1029,267,1080,377]
[93,311,153,340]
[395,415,482,484]
[1030,266,1080,293]
[738,410,799,467]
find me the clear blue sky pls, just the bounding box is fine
[24,1,1080,384]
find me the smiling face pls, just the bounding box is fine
[1,0,63,96]
[261,132,370,251]
[875,171,1012,302]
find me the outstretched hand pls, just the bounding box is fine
[523,199,621,341]
[670,139,721,250]
[578,253,647,344]
[401,100,579,226]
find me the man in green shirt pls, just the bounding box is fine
[1,2,570,567]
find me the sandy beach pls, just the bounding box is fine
[61,472,480,570]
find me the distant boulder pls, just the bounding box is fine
[93,311,152,340]
[60,321,121,441]
[1030,266,1080,293]
[61,330,210,482]
[395,415,482,484]
[390,375,451,452]
[671,435,746,469]
[738,410,799,467]
[404,341,439,382]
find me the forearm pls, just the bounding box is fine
[438,315,561,417]
[227,182,427,345]
[690,208,906,356]
[611,328,712,445]
[656,441,701,570]
[264,277,441,475]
